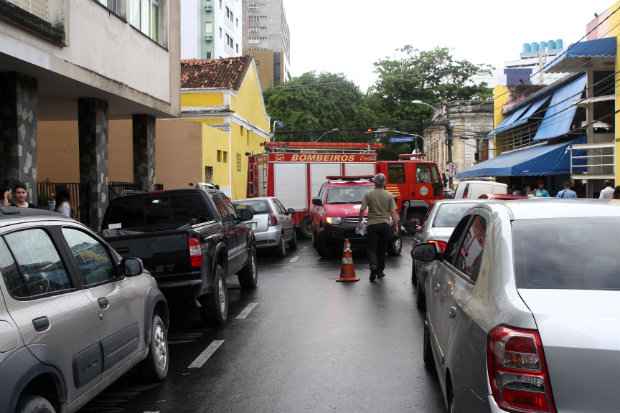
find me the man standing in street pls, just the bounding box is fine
[600,180,615,199]
[359,173,400,282]
[556,181,577,199]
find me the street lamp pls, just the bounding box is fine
[315,128,340,142]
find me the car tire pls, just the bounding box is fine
[423,322,435,374]
[411,260,417,286]
[201,264,228,325]
[416,282,426,312]
[17,395,56,413]
[139,314,169,382]
[387,236,402,256]
[316,240,333,259]
[277,236,287,257]
[238,246,258,290]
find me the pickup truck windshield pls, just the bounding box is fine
[103,192,213,231]
[326,186,373,204]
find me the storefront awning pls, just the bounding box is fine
[456,138,584,179]
[487,104,532,138]
[533,74,586,141]
[545,37,617,73]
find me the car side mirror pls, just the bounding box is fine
[287,208,295,215]
[413,243,441,262]
[123,257,144,277]
[237,208,254,222]
[312,198,323,206]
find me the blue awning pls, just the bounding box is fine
[456,138,585,179]
[533,74,586,141]
[490,104,532,136]
[512,96,550,128]
[546,37,617,73]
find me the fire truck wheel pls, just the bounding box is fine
[299,217,313,239]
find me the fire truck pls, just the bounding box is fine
[247,142,443,237]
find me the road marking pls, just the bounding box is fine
[236,302,259,320]
[289,255,300,263]
[188,340,225,369]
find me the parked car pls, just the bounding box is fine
[0,207,169,413]
[234,197,297,257]
[411,200,484,311]
[310,176,402,258]
[454,180,507,199]
[101,188,256,325]
[414,199,620,413]
[478,193,528,200]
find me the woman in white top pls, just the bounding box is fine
[55,188,72,218]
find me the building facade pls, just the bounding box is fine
[424,101,494,185]
[156,57,271,199]
[0,0,180,228]
[181,0,243,59]
[242,0,290,89]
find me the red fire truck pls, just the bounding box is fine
[247,142,443,237]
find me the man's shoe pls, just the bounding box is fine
[370,271,377,282]
[377,272,386,279]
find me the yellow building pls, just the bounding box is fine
[157,56,271,199]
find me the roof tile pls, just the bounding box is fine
[181,56,252,90]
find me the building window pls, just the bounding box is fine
[97,0,125,17]
[219,27,223,38]
[236,17,239,27]
[205,166,214,182]
[217,150,222,162]
[236,154,242,172]
[240,125,244,135]
[236,43,239,53]
[128,0,164,44]
[206,51,212,59]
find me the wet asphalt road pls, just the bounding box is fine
[81,239,445,413]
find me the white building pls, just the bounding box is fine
[181,0,243,59]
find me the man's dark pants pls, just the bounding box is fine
[367,223,392,274]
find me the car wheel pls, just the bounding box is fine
[416,282,426,312]
[388,237,402,256]
[139,314,169,382]
[316,239,333,259]
[201,264,228,325]
[277,235,287,257]
[312,231,318,249]
[238,246,258,290]
[17,395,56,413]
[423,322,435,373]
[411,260,417,286]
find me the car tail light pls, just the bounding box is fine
[428,240,448,253]
[268,214,279,226]
[487,326,556,413]
[188,236,203,269]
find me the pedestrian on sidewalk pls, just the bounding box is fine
[600,181,615,199]
[55,187,72,218]
[556,181,577,199]
[359,173,400,283]
[12,182,32,208]
[534,181,550,198]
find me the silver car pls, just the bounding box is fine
[0,208,169,413]
[412,200,486,311]
[234,197,297,257]
[414,199,620,413]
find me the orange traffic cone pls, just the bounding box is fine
[337,239,360,283]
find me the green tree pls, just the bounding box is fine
[370,46,493,134]
[264,72,376,141]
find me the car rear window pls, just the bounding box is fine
[433,203,476,228]
[235,200,271,214]
[513,218,620,290]
[103,192,213,231]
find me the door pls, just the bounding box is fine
[0,228,103,401]
[61,227,141,377]
[273,198,294,242]
[427,215,470,368]
[415,164,436,201]
[212,193,244,275]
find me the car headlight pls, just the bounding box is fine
[326,217,343,225]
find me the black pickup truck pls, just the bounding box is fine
[101,188,256,324]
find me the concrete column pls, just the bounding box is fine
[132,114,156,192]
[78,98,109,230]
[0,72,38,204]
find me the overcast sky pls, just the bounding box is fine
[285,0,613,91]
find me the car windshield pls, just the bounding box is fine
[103,193,213,231]
[513,218,620,290]
[235,200,271,214]
[326,186,372,204]
[432,203,476,228]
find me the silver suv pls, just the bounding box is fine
[0,207,169,413]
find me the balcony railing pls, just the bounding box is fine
[570,143,615,179]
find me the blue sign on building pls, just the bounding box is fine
[389,136,415,143]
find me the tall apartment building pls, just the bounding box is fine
[243,0,291,89]
[182,0,243,59]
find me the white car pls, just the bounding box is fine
[454,180,507,199]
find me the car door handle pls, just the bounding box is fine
[433,282,441,293]
[448,306,457,319]
[98,297,110,310]
[32,316,50,332]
